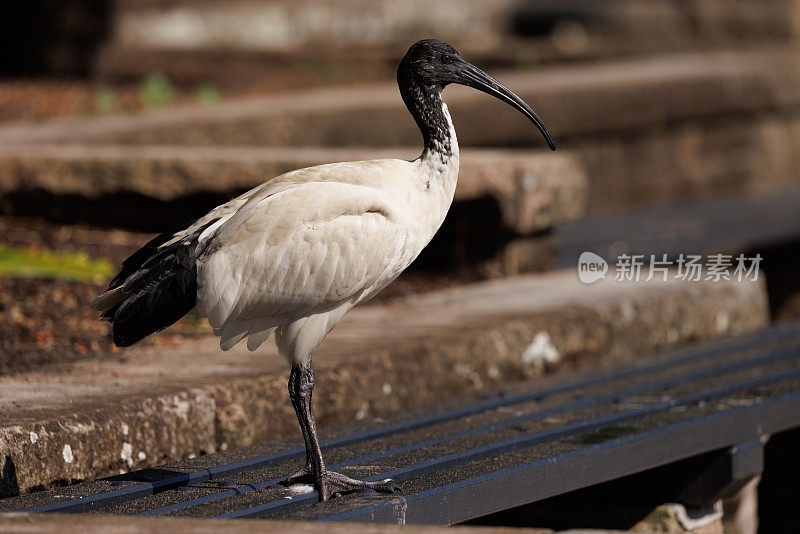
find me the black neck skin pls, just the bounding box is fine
[398,74,453,160]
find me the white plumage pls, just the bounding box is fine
[94,39,554,501]
[179,111,458,363]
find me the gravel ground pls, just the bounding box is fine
[0,68,391,122]
[0,216,479,374]
[0,80,193,122]
[0,276,214,374]
[0,216,152,267]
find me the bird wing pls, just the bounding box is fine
[195,180,410,338]
[166,158,411,246]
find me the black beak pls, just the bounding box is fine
[457,61,556,151]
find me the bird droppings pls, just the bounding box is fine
[137,451,146,461]
[522,331,560,372]
[355,402,370,420]
[382,383,392,395]
[220,442,229,451]
[287,483,314,495]
[716,310,730,333]
[62,444,73,464]
[469,371,484,389]
[121,423,129,436]
[488,365,501,379]
[620,300,636,322]
[173,396,192,418]
[120,443,133,467]
[29,432,38,444]
[667,328,680,343]
[521,171,538,190]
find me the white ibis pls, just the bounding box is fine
[92,39,555,501]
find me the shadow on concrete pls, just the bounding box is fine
[1,454,20,498]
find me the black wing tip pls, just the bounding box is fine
[99,223,213,349]
[113,333,138,347]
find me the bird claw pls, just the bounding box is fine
[319,471,400,501]
[281,466,400,501]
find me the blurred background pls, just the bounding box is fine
[3,0,800,368]
[1,2,800,530]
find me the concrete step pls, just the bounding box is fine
[0,271,767,497]
[96,0,798,87]
[554,184,800,321]
[0,145,587,235]
[7,325,791,523]
[4,48,799,214]
[7,48,798,146]
[0,513,559,534]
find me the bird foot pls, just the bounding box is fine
[280,465,401,501]
[320,470,401,500]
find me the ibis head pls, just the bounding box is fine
[398,39,556,151]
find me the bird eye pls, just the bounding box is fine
[442,53,454,64]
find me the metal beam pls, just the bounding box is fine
[321,392,800,524]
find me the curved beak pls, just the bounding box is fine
[457,61,556,151]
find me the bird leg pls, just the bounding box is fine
[282,360,318,486]
[283,357,399,502]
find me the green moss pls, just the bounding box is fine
[139,72,175,109]
[94,87,117,113]
[0,244,113,283]
[183,313,203,328]
[195,83,221,106]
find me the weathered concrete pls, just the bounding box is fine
[108,0,515,55]
[107,0,797,55]
[3,49,800,213]
[0,145,587,234]
[0,390,216,498]
[0,272,768,497]
[6,49,800,147]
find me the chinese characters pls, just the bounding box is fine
[613,254,761,282]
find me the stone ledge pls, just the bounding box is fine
[0,514,555,534]
[0,272,768,496]
[3,48,800,213]
[95,0,798,86]
[4,48,799,147]
[0,146,587,234]
[0,390,215,499]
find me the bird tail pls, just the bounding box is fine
[93,222,211,347]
